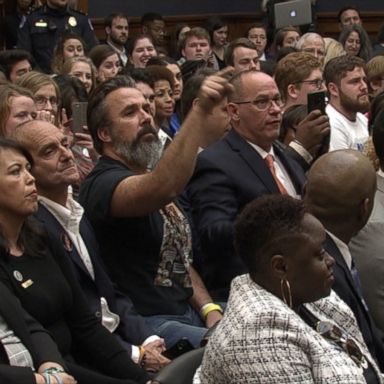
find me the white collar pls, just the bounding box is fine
[38,195,84,235]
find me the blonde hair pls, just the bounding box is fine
[15,71,60,98]
[61,56,96,93]
[323,38,346,66]
[0,84,34,137]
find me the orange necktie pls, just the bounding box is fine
[265,154,288,195]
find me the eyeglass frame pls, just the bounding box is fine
[231,95,284,111]
[316,320,368,368]
[292,79,325,89]
[34,95,58,107]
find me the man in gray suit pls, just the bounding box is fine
[350,109,384,333]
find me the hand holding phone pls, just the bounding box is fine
[161,338,194,360]
[307,90,326,115]
[71,102,88,133]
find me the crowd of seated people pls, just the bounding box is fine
[0,0,384,383]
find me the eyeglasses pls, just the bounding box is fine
[34,95,58,107]
[232,96,283,111]
[293,79,325,89]
[316,321,368,368]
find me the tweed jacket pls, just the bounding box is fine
[198,274,383,384]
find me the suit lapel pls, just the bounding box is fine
[35,204,92,279]
[274,145,303,194]
[326,235,368,311]
[225,129,280,194]
[225,130,304,195]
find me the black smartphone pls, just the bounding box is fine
[307,90,326,115]
[71,101,88,133]
[162,338,194,359]
[307,90,329,155]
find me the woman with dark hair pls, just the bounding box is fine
[197,194,383,383]
[202,17,228,69]
[127,35,157,69]
[145,65,175,140]
[89,44,121,84]
[0,138,77,384]
[279,104,307,145]
[147,56,183,135]
[339,24,372,62]
[169,23,191,60]
[51,33,86,74]
[0,138,153,384]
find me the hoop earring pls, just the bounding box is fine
[280,278,292,309]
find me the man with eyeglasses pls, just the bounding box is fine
[296,33,325,66]
[275,51,325,110]
[324,55,369,152]
[186,70,305,302]
[274,51,330,170]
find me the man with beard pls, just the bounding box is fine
[11,120,170,372]
[79,72,233,349]
[324,55,370,152]
[105,13,129,67]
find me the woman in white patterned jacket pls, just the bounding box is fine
[196,195,383,384]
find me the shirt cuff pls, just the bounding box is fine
[142,335,161,346]
[131,345,140,363]
[289,140,313,164]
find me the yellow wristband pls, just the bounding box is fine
[200,303,223,319]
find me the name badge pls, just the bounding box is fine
[22,279,34,289]
[35,21,47,28]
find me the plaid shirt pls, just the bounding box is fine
[0,314,34,369]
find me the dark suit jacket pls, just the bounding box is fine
[186,129,306,300]
[35,203,154,352]
[0,281,65,384]
[325,235,384,371]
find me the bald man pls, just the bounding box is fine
[186,69,305,301]
[304,149,384,372]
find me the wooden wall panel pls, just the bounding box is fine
[91,11,384,44]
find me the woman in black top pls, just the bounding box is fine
[0,138,152,384]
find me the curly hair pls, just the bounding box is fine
[234,195,306,274]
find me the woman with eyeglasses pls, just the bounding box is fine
[16,71,60,125]
[196,195,383,384]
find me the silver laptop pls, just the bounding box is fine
[274,0,312,29]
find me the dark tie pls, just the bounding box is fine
[265,154,288,195]
[351,260,369,311]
